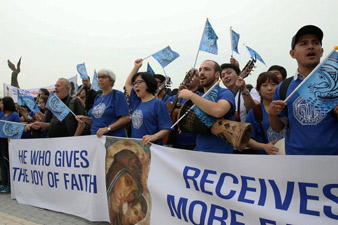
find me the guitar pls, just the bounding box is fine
[232,57,256,96]
[156,76,171,99]
[168,68,199,116]
[232,57,256,122]
[163,68,198,145]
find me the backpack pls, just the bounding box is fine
[278,77,293,118]
[252,104,267,143]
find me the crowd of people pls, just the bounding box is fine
[1,25,338,202]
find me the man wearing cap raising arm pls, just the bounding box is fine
[269,25,338,155]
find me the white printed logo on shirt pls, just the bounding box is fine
[267,126,287,142]
[92,103,106,118]
[293,96,325,125]
[132,109,143,129]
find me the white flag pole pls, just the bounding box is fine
[230,26,234,57]
[193,18,208,68]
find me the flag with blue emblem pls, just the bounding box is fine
[231,28,240,54]
[246,46,265,65]
[0,120,25,139]
[199,19,218,55]
[45,92,71,121]
[193,84,219,127]
[77,63,88,79]
[92,70,101,91]
[147,63,155,75]
[296,48,338,114]
[152,46,180,68]
[17,90,40,113]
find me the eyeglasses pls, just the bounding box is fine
[132,80,145,86]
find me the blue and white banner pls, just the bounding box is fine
[149,146,338,225]
[17,90,40,113]
[9,136,109,222]
[147,63,155,75]
[45,92,71,122]
[9,136,338,224]
[3,75,77,102]
[91,70,101,91]
[200,19,218,55]
[0,120,25,139]
[246,46,266,65]
[152,46,180,68]
[231,29,240,54]
[77,63,88,79]
[296,49,338,114]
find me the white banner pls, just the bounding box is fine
[148,145,338,225]
[9,137,338,224]
[3,75,77,101]
[9,135,109,222]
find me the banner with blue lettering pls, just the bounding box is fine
[9,137,338,224]
[9,136,109,222]
[148,145,338,225]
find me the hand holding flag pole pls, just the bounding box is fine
[171,78,222,129]
[284,46,338,114]
[143,46,180,68]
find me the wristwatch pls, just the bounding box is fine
[242,89,250,96]
[107,126,111,131]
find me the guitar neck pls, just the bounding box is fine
[232,86,240,96]
[169,95,179,114]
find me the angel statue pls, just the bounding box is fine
[8,57,22,88]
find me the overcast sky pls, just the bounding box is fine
[1,0,337,95]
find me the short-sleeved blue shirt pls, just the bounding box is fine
[273,73,338,155]
[129,89,172,145]
[88,90,129,137]
[194,85,236,154]
[246,103,287,154]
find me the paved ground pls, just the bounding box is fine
[0,193,109,225]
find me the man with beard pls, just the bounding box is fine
[178,60,236,153]
[30,78,86,137]
[269,25,338,155]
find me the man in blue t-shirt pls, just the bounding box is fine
[269,25,338,155]
[178,60,236,153]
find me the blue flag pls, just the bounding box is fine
[45,92,71,122]
[199,20,218,55]
[17,90,40,113]
[91,70,101,91]
[147,63,155,75]
[0,120,25,139]
[246,46,266,65]
[77,63,88,79]
[296,49,338,114]
[231,29,240,54]
[152,46,180,68]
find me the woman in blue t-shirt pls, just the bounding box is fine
[125,59,172,145]
[0,96,21,193]
[76,69,130,137]
[246,72,286,154]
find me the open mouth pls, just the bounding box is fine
[306,52,316,57]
